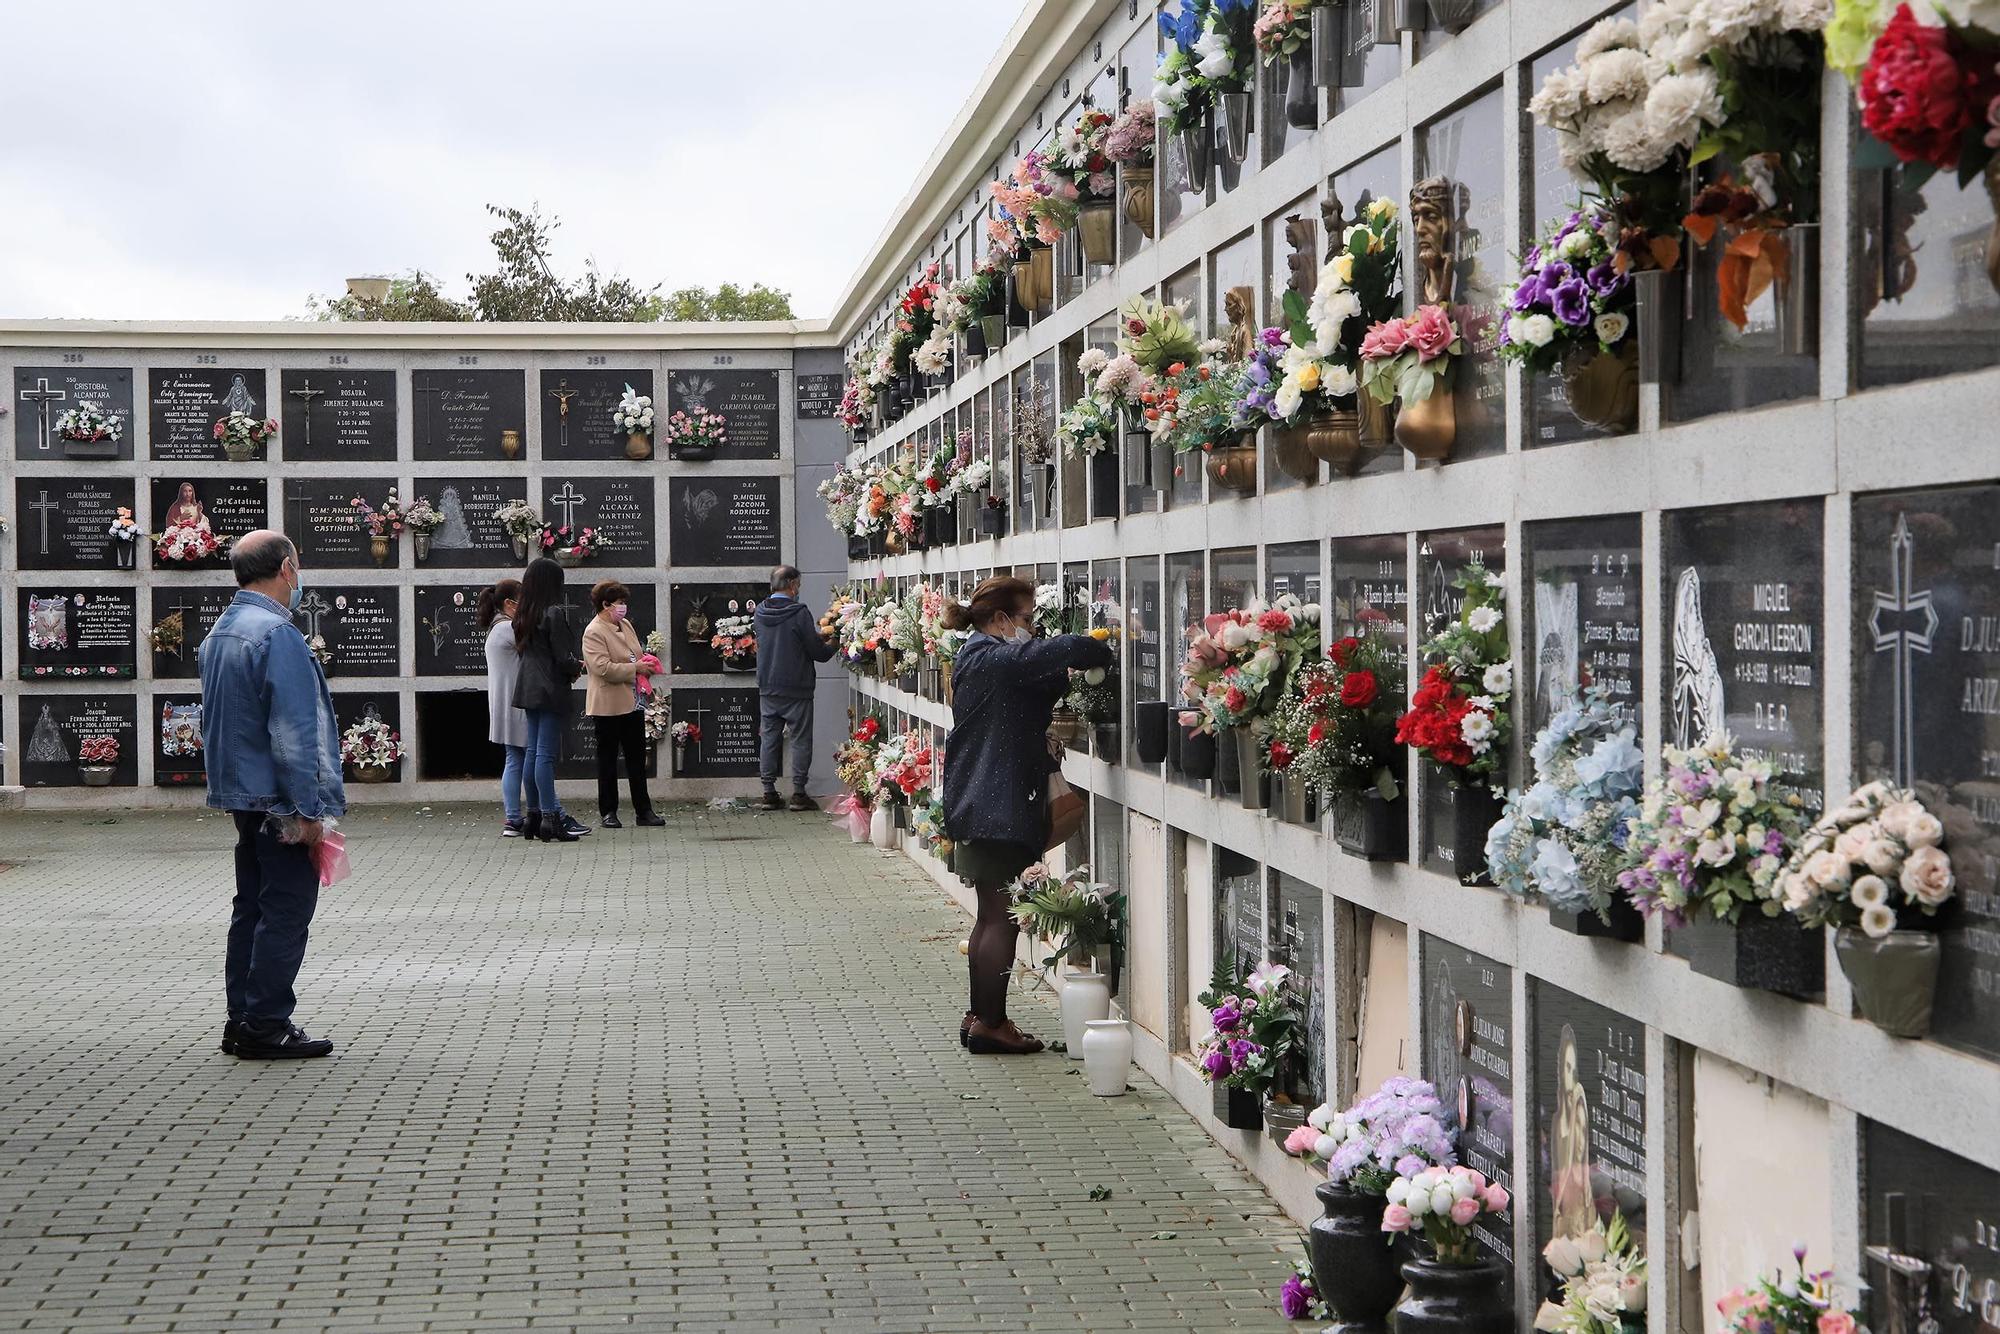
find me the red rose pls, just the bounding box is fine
[1224,686,1247,712]
[1860,5,1979,169]
[1269,742,1293,769]
[1306,722,1326,745]
[1340,670,1378,709]
[1330,636,1359,666]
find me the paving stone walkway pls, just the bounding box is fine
[0,804,1299,1332]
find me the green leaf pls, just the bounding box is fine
[1373,768,1401,803]
[1089,1186,1112,1201]
[1281,289,1309,325]
[1689,137,1724,169]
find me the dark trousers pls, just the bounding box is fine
[227,811,320,1023]
[759,695,814,794]
[594,709,652,818]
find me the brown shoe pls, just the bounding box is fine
[958,1010,975,1047]
[787,793,817,812]
[966,1018,1045,1055]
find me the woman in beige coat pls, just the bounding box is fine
[582,578,663,828]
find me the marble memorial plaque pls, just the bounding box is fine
[295,585,399,678]
[13,477,136,571]
[411,475,527,569]
[283,478,382,569]
[1419,527,1506,876]
[280,370,397,462]
[540,369,653,462]
[148,478,267,570]
[18,588,138,680]
[1861,1119,2000,1334]
[1420,937,1516,1265]
[412,369,526,461]
[148,367,269,461]
[668,687,760,777]
[153,693,206,787]
[556,686,660,781]
[667,583,765,675]
[1270,873,1327,1104]
[670,476,780,566]
[550,476,655,566]
[1524,515,1644,730]
[15,365,134,461]
[1854,484,2000,1061]
[1663,498,1825,808]
[1213,849,1263,978]
[668,369,781,459]
[332,692,403,781]
[1530,981,1647,1298]
[557,584,658,645]
[20,693,139,787]
[149,586,235,681]
[414,586,490,677]
[795,372,840,418]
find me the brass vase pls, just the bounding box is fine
[1204,438,1259,494]
[1358,392,1396,452]
[499,428,521,459]
[1303,408,1363,473]
[624,431,652,461]
[1078,203,1116,266]
[369,536,391,568]
[1394,389,1456,462]
[1558,343,1639,434]
[1121,166,1156,239]
[1270,422,1319,483]
[1020,245,1054,313]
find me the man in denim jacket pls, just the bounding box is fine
[199,530,345,1059]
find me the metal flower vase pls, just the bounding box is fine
[1219,91,1252,164]
[1451,783,1503,887]
[1311,4,1342,86]
[1178,120,1212,194]
[1559,343,1639,434]
[1773,222,1820,358]
[1078,202,1116,266]
[1428,0,1480,33]
[1633,267,1682,385]
[1305,408,1364,473]
[1231,726,1268,811]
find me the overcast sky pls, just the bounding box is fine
[0,1,1026,323]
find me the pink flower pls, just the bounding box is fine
[1359,318,1410,362]
[1407,304,1458,362]
[1483,1184,1509,1213]
[1284,1125,1318,1155]
[1381,1204,1412,1232]
[1818,1313,1856,1334]
[1448,1197,1480,1225]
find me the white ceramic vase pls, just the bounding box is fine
[870,803,898,850]
[1081,1019,1133,1097]
[1060,970,1112,1059]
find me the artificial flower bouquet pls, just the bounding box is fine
[1254,0,1312,63]
[1104,99,1157,169]
[1011,863,1124,970]
[1117,294,1204,374]
[213,411,276,456]
[669,720,701,747]
[1273,198,1401,421]
[1381,1164,1511,1266]
[871,728,934,805]
[108,508,142,543]
[612,384,655,437]
[1195,961,1299,1096]
[1533,1213,1647,1334]
[538,523,606,561]
[78,735,120,766]
[641,686,673,745]
[709,614,756,663]
[307,635,333,668]
[1617,737,1807,924]
[1279,1247,1326,1321]
[1777,779,1955,935]
[1153,2,1217,136]
[1283,1076,1457,1193]
[1840,0,2000,183]
[340,716,402,769]
[403,496,445,535]
[155,521,223,564]
[1499,204,1637,376]
[1714,1247,1862,1334]
[991,153,1080,249]
[818,466,864,535]
[1043,106,1118,204]
[834,716,884,803]
[493,499,542,542]
[147,613,185,658]
[351,490,405,538]
[1178,595,1323,736]
[1359,305,1463,411]
[662,408,727,455]
[1486,688,1646,922]
[55,402,123,444]
[1260,630,1404,800]
[1393,560,1512,789]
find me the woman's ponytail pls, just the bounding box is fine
[477,578,522,630]
[941,600,975,631]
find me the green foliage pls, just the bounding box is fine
[656,282,797,322]
[307,271,470,322]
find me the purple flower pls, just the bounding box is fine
[1229,1038,1263,1065]
[1280,1274,1313,1320]
[1540,260,1574,289]
[1212,1000,1242,1033]
[1550,278,1591,326]
[1510,276,1544,313]
[1585,261,1627,297]
[1202,1046,1234,1078]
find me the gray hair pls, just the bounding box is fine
[770,564,801,593]
[231,530,297,587]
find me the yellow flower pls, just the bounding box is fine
[1332,254,1354,284]
[1366,198,1398,224]
[1297,362,1321,392]
[1089,627,1111,641]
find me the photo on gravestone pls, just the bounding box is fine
[667,583,765,675]
[294,586,400,679]
[1524,515,1644,732]
[153,693,206,787]
[411,369,526,461]
[148,367,269,461]
[1414,88,1507,464]
[1418,526,1506,876]
[550,476,656,567]
[20,693,139,788]
[149,586,235,681]
[1661,498,1825,810]
[668,369,780,460]
[1853,483,2000,1062]
[18,588,138,680]
[556,685,660,782]
[282,478,385,569]
[280,370,397,462]
[148,478,267,571]
[1268,872,1326,1106]
[664,687,760,777]
[1213,847,1264,980]
[332,692,403,781]
[1530,980,1647,1304]
[414,585,491,677]
[410,475,526,569]
[1418,937,1516,1266]
[13,477,136,572]
[14,365,135,461]
[669,475,781,567]
[1861,1119,2000,1334]
[794,372,841,419]
[539,369,652,462]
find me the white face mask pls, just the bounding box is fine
[1009,624,1033,645]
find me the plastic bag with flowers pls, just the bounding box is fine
[1486,688,1645,922]
[1776,779,1955,937]
[1713,1246,1863,1334]
[1282,1076,1458,1195]
[818,466,865,535]
[1278,1245,1326,1321]
[1616,736,1808,924]
[1194,961,1299,1097]
[1393,560,1512,790]
[1533,1212,1647,1334]
[1260,628,1403,799]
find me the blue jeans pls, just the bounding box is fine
[523,709,563,814]
[500,744,526,822]
[759,696,814,794]
[227,811,320,1022]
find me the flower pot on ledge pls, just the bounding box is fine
[1334,790,1406,861]
[1548,897,1645,943]
[1211,1082,1261,1131]
[1450,783,1504,887]
[1835,926,1940,1038]
[1133,701,1171,765]
[1675,914,1823,999]
[1308,1183,1401,1333]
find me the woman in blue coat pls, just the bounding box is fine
[942,576,1114,1055]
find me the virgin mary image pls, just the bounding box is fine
[1549,1024,1596,1241]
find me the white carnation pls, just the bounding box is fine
[1645,71,1724,149]
[1529,67,1585,129]
[1584,47,1649,104]
[1601,107,1675,173]
[1577,16,1640,61]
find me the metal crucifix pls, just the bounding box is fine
[288,378,325,451]
[413,374,443,453]
[1869,512,1937,787]
[295,589,331,641]
[548,481,586,530]
[19,377,67,451]
[548,378,578,453]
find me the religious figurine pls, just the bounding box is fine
[1223,286,1257,363]
[549,379,577,418]
[1409,175,1470,307]
[1670,567,1726,750]
[161,482,210,536]
[1320,192,1350,261]
[1283,214,1318,300]
[685,595,712,645]
[221,373,257,417]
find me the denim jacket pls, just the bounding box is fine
[198,590,346,820]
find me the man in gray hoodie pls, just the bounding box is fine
[753,565,835,811]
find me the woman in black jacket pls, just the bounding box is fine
[942,576,1114,1055]
[512,557,585,843]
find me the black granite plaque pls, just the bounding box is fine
[411,475,527,570]
[281,370,397,462]
[556,686,661,782]
[1530,981,1646,1298]
[670,476,780,566]
[15,365,134,461]
[1525,515,1644,731]
[147,478,268,570]
[13,477,136,571]
[548,476,654,566]
[1420,937,1516,1266]
[412,369,527,461]
[1419,527,1507,876]
[1132,564,1163,704]
[667,583,766,675]
[540,369,652,462]
[1213,849,1263,978]
[153,693,206,787]
[1663,498,1825,809]
[1331,533,1409,646]
[332,692,403,780]
[294,585,399,678]
[795,372,840,418]
[414,585,492,677]
[1862,1119,2000,1334]
[557,583,659,648]
[149,586,235,681]
[668,369,781,459]
[667,687,760,777]
[20,693,139,787]
[283,478,384,569]
[18,588,138,680]
[1269,873,1327,1105]
[149,367,269,461]
[1854,484,2000,1061]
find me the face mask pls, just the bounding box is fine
[610,605,628,621]
[286,563,303,613]
[1009,624,1033,644]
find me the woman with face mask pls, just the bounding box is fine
[478,578,527,837]
[940,576,1113,1055]
[581,578,663,829]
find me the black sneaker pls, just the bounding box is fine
[234,1020,334,1060]
[758,792,785,811]
[560,813,592,837]
[220,1017,246,1055]
[502,819,524,838]
[600,813,623,829]
[787,793,817,812]
[635,809,666,827]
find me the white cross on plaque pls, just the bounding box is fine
[548,482,586,529]
[28,489,58,555]
[1869,512,1938,787]
[18,377,67,451]
[680,699,712,764]
[295,590,332,640]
